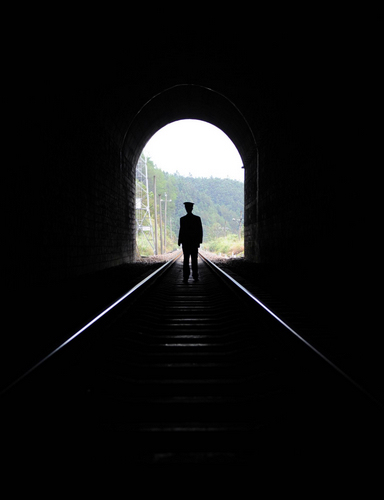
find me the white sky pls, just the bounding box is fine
[143,120,244,183]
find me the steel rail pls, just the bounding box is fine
[199,251,383,408]
[1,252,182,395]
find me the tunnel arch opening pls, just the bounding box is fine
[143,119,244,182]
[120,84,259,262]
[136,119,245,257]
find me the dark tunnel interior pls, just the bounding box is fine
[4,26,382,407]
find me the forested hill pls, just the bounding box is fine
[145,156,244,241]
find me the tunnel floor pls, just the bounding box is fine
[3,255,383,465]
[3,254,382,411]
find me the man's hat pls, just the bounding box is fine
[184,202,194,206]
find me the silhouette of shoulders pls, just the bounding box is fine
[181,213,200,220]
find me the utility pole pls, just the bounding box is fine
[233,211,243,240]
[164,193,167,252]
[159,194,163,254]
[136,154,155,254]
[153,176,158,255]
[164,193,172,253]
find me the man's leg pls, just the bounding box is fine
[183,247,191,281]
[191,247,199,280]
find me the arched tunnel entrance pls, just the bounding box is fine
[136,119,244,257]
[123,85,258,263]
[20,74,336,307]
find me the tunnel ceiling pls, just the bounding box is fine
[119,84,258,171]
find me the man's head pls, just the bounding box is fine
[184,202,194,214]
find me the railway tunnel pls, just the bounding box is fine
[21,51,334,286]
[17,47,336,305]
[5,34,383,457]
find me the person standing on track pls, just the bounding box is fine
[178,202,203,283]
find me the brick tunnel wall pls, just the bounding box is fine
[257,116,332,268]
[34,109,136,283]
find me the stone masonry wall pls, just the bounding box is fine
[35,109,136,283]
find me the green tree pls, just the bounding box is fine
[136,155,244,256]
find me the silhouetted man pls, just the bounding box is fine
[178,202,203,283]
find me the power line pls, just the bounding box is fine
[136,154,155,255]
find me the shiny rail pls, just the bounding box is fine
[1,252,182,395]
[3,249,382,411]
[199,251,382,408]
[2,251,382,463]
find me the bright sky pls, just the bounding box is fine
[143,120,244,183]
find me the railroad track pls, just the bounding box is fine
[2,252,382,464]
